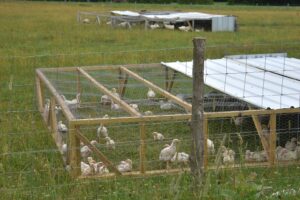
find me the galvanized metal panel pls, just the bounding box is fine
[162,53,300,109]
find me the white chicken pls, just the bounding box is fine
[129,103,139,111]
[117,159,132,172]
[147,88,156,99]
[285,137,297,151]
[100,94,111,105]
[82,18,90,24]
[97,124,108,138]
[159,139,180,169]
[152,132,165,141]
[159,100,173,110]
[222,147,235,165]
[81,145,92,160]
[55,105,62,115]
[150,23,160,29]
[111,102,121,111]
[81,161,92,176]
[62,143,68,163]
[276,146,297,161]
[245,150,267,162]
[111,88,120,98]
[178,26,191,32]
[61,93,80,107]
[171,152,189,164]
[118,22,128,28]
[90,140,98,146]
[207,139,215,154]
[95,162,109,175]
[105,136,115,150]
[57,121,68,134]
[144,110,153,116]
[164,24,175,30]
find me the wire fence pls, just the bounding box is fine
[1,43,300,199]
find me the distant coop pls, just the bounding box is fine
[78,10,237,32]
[36,53,300,179]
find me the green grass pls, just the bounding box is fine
[1,1,300,199]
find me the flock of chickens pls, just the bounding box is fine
[82,17,202,32]
[44,88,300,176]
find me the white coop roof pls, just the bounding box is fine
[161,53,300,109]
[111,10,225,20]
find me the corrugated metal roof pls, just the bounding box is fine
[111,10,225,20]
[161,53,300,109]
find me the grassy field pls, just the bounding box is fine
[1,1,300,199]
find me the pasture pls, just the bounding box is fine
[1,1,300,199]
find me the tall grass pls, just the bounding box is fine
[1,1,300,199]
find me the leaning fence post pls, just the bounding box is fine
[190,37,206,190]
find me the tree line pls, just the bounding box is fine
[29,0,299,5]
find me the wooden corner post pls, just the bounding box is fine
[190,37,206,189]
[68,123,81,178]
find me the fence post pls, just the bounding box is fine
[190,37,206,190]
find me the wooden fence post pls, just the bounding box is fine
[190,37,206,189]
[68,123,81,178]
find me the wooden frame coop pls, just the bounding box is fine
[36,63,300,179]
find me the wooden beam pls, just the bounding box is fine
[139,123,146,173]
[167,70,177,92]
[75,129,122,175]
[203,116,208,169]
[269,113,277,166]
[251,115,269,159]
[72,114,191,126]
[40,63,162,73]
[165,66,169,90]
[35,75,44,113]
[77,67,141,117]
[50,97,63,153]
[120,66,192,112]
[118,69,129,97]
[36,69,75,121]
[205,107,300,119]
[68,124,81,178]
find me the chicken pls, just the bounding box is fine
[222,147,235,165]
[207,139,215,154]
[95,162,109,175]
[159,139,180,169]
[129,103,139,111]
[144,110,153,116]
[61,93,80,108]
[178,26,191,32]
[81,161,92,176]
[81,145,92,160]
[90,140,98,146]
[111,102,120,111]
[276,146,297,161]
[117,159,132,172]
[43,99,50,120]
[82,18,90,24]
[171,152,189,164]
[147,88,156,99]
[159,100,173,110]
[150,23,160,29]
[62,143,67,163]
[105,136,115,150]
[152,132,165,141]
[97,124,108,138]
[111,88,120,98]
[100,94,111,105]
[117,22,128,28]
[164,24,174,30]
[57,121,68,134]
[285,137,297,151]
[245,150,267,162]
